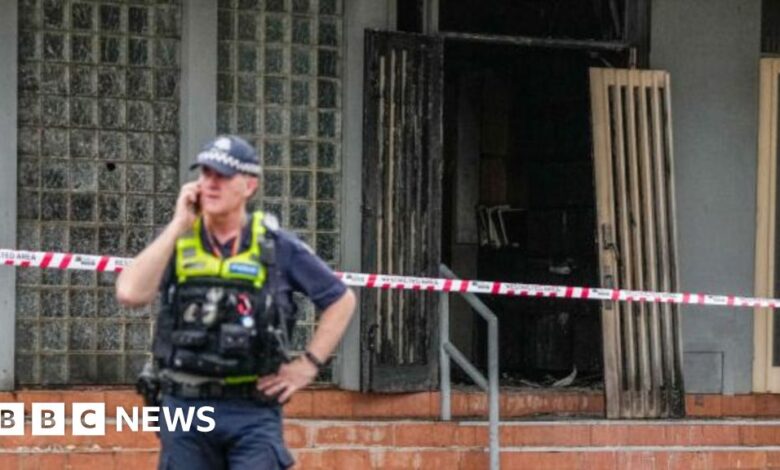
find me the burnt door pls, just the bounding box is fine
[590,68,685,418]
[361,30,444,392]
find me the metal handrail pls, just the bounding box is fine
[439,264,500,470]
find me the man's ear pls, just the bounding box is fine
[245,176,259,198]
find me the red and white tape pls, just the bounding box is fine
[1,248,778,309]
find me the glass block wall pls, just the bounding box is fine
[15,0,181,384]
[216,0,343,381]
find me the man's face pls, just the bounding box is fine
[197,166,258,216]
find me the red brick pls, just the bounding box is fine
[452,424,479,447]
[666,451,713,470]
[501,424,590,447]
[393,423,458,447]
[351,394,395,419]
[721,395,757,417]
[709,451,767,469]
[577,451,617,470]
[373,450,417,469]
[757,395,780,417]
[308,389,354,418]
[419,450,462,468]
[291,450,335,469]
[332,449,371,468]
[114,451,160,468]
[314,423,393,446]
[666,424,740,446]
[766,450,780,468]
[686,394,723,417]
[284,390,313,418]
[390,392,433,418]
[459,450,488,470]
[67,452,116,470]
[0,454,19,470]
[283,423,310,448]
[103,390,142,417]
[616,451,669,470]
[590,425,668,446]
[501,451,579,470]
[740,424,780,445]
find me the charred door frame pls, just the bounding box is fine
[361,30,444,392]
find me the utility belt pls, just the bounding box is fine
[159,375,276,403]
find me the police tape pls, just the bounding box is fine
[1,248,778,309]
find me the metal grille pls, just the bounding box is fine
[216,0,343,376]
[15,0,182,385]
[590,68,685,418]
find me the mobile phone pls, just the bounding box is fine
[193,193,201,214]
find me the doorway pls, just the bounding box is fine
[441,42,627,389]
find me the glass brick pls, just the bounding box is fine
[17,288,39,318]
[318,110,337,137]
[218,74,234,101]
[18,95,39,127]
[317,49,337,77]
[99,131,126,160]
[41,192,67,220]
[264,77,285,104]
[156,6,181,37]
[70,270,96,287]
[18,63,40,94]
[263,141,284,167]
[98,289,123,318]
[97,322,122,350]
[19,160,40,188]
[127,69,153,99]
[291,141,311,167]
[40,354,67,384]
[16,321,38,352]
[263,201,283,221]
[19,127,41,157]
[41,96,68,126]
[125,323,150,350]
[238,0,259,9]
[316,232,337,261]
[43,0,64,28]
[17,189,40,220]
[70,290,97,317]
[127,196,153,224]
[218,41,233,71]
[71,34,94,63]
[264,108,284,135]
[40,63,68,94]
[70,226,96,253]
[70,66,97,96]
[72,3,94,30]
[290,171,311,198]
[127,101,153,131]
[319,0,338,15]
[317,202,336,230]
[316,172,336,199]
[263,171,284,198]
[127,165,154,193]
[69,355,98,384]
[317,79,337,108]
[127,227,153,253]
[156,134,179,163]
[70,98,96,127]
[293,0,310,13]
[100,5,121,32]
[155,39,179,67]
[154,196,176,225]
[98,227,125,255]
[69,321,96,350]
[155,166,178,193]
[292,48,311,75]
[98,68,125,97]
[154,102,179,132]
[19,31,39,61]
[318,20,339,46]
[41,128,69,157]
[237,75,257,101]
[291,109,309,137]
[155,70,178,99]
[71,161,97,192]
[129,7,149,34]
[97,354,123,383]
[217,104,234,134]
[217,10,234,40]
[70,129,97,158]
[41,290,67,318]
[265,16,285,42]
[238,14,256,40]
[41,223,68,252]
[127,132,153,161]
[129,38,149,66]
[125,354,151,382]
[99,99,126,128]
[266,0,286,11]
[100,37,122,64]
[70,193,95,221]
[237,106,257,134]
[291,80,309,106]
[99,162,126,192]
[265,47,284,74]
[291,324,311,350]
[290,203,310,229]
[237,43,257,72]
[42,267,66,286]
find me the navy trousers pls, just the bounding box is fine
[157,395,294,470]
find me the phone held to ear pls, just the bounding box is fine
[192,193,201,214]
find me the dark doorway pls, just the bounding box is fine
[441,41,626,389]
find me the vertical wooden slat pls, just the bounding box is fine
[590,68,622,418]
[638,71,662,417]
[376,53,387,357]
[386,48,397,356]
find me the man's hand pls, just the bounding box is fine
[257,357,318,404]
[172,181,201,235]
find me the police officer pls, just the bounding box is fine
[116,135,356,470]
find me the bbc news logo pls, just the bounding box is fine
[0,403,216,435]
